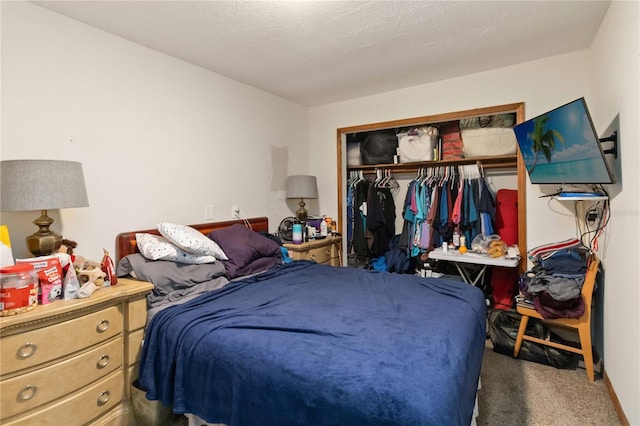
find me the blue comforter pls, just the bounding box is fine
[138,261,486,425]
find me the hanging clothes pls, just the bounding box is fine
[347,169,398,263]
[349,174,370,261]
[399,178,418,251]
[400,164,494,259]
[477,176,496,236]
[346,172,355,251]
[366,170,397,257]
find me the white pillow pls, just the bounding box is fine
[157,223,228,260]
[135,233,218,264]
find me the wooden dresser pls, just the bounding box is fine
[0,278,153,425]
[284,236,342,266]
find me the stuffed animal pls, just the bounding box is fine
[59,239,78,257]
[76,264,106,287]
[59,239,107,287]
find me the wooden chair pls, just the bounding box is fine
[513,255,600,381]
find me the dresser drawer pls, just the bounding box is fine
[309,245,332,264]
[2,370,124,426]
[0,337,122,419]
[1,306,122,375]
[127,328,144,366]
[127,297,148,332]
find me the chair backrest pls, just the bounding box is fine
[581,255,600,317]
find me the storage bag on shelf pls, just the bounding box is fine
[459,113,516,129]
[347,142,361,166]
[461,127,517,157]
[438,121,464,160]
[396,126,438,163]
[360,131,398,165]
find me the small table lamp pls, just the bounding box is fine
[286,175,318,222]
[1,159,89,256]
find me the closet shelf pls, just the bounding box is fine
[347,154,517,174]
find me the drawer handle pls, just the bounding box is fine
[96,319,110,333]
[97,354,110,369]
[17,342,37,359]
[310,254,316,261]
[97,390,110,406]
[17,384,38,401]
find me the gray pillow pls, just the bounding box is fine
[117,253,228,308]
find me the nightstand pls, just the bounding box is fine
[0,278,153,425]
[284,236,342,266]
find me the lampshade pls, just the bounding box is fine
[286,175,318,221]
[286,175,318,199]
[1,159,89,256]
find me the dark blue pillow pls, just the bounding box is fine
[207,224,281,279]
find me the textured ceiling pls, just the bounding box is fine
[32,1,611,106]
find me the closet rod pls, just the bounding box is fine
[353,160,516,175]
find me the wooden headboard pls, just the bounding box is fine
[115,217,270,262]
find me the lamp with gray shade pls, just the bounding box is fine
[286,175,318,222]
[1,160,89,256]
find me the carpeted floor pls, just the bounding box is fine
[476,341,620,425]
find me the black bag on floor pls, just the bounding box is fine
[488,310,574,369]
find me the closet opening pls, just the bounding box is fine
[336,102,527,273]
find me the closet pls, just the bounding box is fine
[336,102,527,271]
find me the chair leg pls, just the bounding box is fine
[578,322,595,381]
[513,314,530,358]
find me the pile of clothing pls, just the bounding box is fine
[519,239,590,319]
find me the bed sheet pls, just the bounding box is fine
[138,261,486,426]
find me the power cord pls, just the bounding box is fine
[575,185,610,253]
[232,207,253,230]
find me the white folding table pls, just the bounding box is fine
[428,247,520,286]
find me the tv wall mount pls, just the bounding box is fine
[599,131,618,159]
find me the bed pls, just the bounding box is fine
[115,217,486,426]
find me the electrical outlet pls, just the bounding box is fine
[205,204,214,221]
[587,206,603,224]
[232,204,240,218]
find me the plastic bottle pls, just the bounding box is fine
[459,236,468,254]
[320,217,328,237]
[453,230,460,249]
[292,220,303,244]
[325,217,333,234]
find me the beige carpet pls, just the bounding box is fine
[477,341,620,425]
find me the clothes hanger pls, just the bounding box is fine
[374,169,383,187]
[380,168,390,187]
[386,169,399,189]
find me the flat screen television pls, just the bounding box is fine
[513,97,614,185]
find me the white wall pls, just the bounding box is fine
[308,5,639,422]
[1,1,308,260]
[589,1,640,423]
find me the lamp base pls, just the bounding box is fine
[26,210,62,257]
[296,199,308,222]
